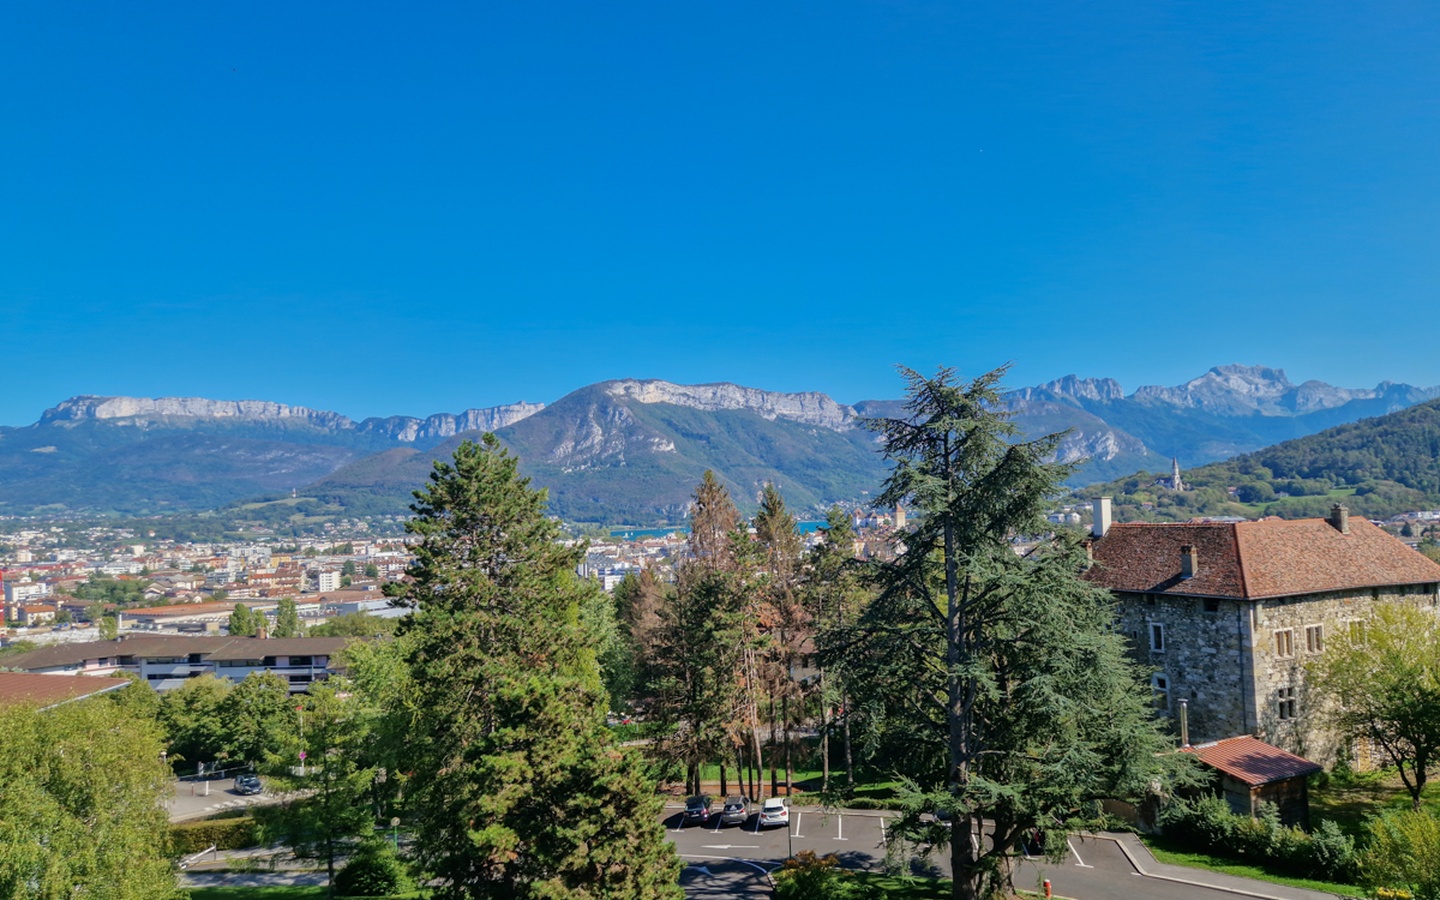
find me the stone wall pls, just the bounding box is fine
[1116,583,1440,766]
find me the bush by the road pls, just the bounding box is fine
[171,816,260,855]
[1159,795,1357,883]
[334,840,412,897]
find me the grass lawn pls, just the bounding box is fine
[1310,767,1440,838]
[1141,835,1367,899]
[850,873,949,898]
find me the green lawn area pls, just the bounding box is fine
[850,873,949,898]
[1141,835,1367,899]
[1311,767,1440,837]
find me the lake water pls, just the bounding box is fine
[609,520,829,541]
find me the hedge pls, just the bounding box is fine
[170,817,260,856]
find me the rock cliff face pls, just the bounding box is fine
[40,396,352,429]
[357,403,545,442]
[37,395,544,443]
[603,380,857,431]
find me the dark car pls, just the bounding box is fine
[234,773,263,795]
[719,796,749,825]
[682,795,712,825]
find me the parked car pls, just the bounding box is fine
[758,796,789,828]
[719,795,750,825]
[682,795,712,825]
[234,773,263,795]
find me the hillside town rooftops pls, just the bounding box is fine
[1086,513,1440,600]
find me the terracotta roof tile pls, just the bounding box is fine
[1181,735,1322,786]
[0,671,131,706]
[1085,516,1440,600]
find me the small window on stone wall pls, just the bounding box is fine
[1275,629,1295,658]
[1277,686,1297,720]
[1203,598,1219,613]
[1150,623,1165,653]
[1305,624,1324,654]
[1152,673,1170,710]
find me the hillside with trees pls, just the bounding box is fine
[1084,397,1440,522]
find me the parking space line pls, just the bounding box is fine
[835,814,848,841]
[1067,838,1093,868]
[793,811,804,838]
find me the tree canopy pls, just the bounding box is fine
[833,365,1173,900]
[0,691,183,899]
[392,434,682,899]
[1308,604,1440,811]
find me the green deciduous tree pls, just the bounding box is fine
[1360,808,1440,900]
[1308,603,1440,811]
[222,672,300,770]
[159,672,233,770]
[392,435,682,899]
[261,678,377,896]
[837,365,1173,900]
[0,692,183,899]
[228,602,259,637]
[273,596,303,637]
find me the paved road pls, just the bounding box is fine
[665,805,1346,900]
[168,777,302,822]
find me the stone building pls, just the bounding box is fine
[1084,500,1440,764]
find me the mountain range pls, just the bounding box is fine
[2,365,1435,524]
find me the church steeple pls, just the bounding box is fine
[1171,457,1185,492]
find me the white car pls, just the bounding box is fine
[758,797,789,828]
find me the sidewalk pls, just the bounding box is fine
[1095,831,1349,900]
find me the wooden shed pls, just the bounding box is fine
[1181,735,1322,829]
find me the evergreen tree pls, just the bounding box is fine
[393,435,682,899]
[753,483,805,796]
[228,602,258,637]
[838,366,1173,900]
[273,596,302,637]
[806,506,866,793]
[652,471,746,796]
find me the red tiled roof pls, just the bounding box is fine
[1181,735,1322,786]
[0,671,131,707]
[1085,516,1440,600]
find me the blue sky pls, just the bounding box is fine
[3,2,1438,426]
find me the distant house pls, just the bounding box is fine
[0,635,356,692]
[1084,499,1440,763]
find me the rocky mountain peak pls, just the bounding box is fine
[602,379,857,431]
[1013,375,1125,403]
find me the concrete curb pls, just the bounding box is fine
[1083,832,1345,900]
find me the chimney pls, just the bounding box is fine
[1181,545,1198,579]
[1092,497,1112,538]
[1179,699,1190,748]
[1329,504,1350,535]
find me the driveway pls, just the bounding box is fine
[665,805,1347,900]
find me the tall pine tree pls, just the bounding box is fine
[393,435,681,900]
[838,366,1173,900]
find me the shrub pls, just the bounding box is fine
[774,851,878,900]
[1157,796,1355,884]
[335,839,412,897]
[1360,809,1440,900]
[170,816,259,855]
